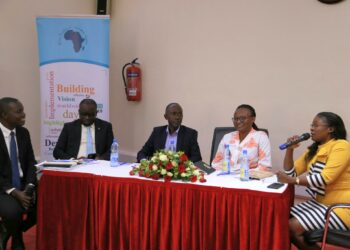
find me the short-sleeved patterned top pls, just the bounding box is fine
[211,128,271,171]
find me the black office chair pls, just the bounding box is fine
[304,203,350,250]
[209,127,235,164]
[209,127,269,164]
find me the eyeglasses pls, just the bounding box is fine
[79,112,97,118]
[310,123,328,128]
[232,116,251,123]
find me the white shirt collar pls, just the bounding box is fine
[0,122,16,137]
[82,123,95,129]
[166,126,180,135]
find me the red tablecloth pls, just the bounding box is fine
[37,171,292,250]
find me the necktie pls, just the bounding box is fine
[10,131,21,189]
[86,127,94,155]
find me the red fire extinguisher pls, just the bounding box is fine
[122,58,142,101]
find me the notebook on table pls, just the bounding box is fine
[194,161,216,175]
[249,169,274,180]
[36,160,78,169]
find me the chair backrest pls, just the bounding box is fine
[209,127,269,164]
[210,127,236,164]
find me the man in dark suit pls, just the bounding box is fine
[53,98,114,160]
[137,103,202,162]
[0,97,37,250]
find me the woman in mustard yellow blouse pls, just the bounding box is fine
[277,112,350,249]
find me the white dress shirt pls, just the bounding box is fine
[0,122,24,193]
[77,123,96,158]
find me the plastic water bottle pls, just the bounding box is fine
[240,149,249,181]
[223,144,231,173]
[110,138,119,167]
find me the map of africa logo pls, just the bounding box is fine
[64,29,86,52]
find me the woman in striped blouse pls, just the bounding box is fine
[277,112,350,249]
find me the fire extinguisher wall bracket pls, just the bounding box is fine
[122,58,142,101]
[131,58,139,64]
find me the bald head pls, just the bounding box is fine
[164,103,183,133]
[79,98,97,126]
[165,103,182,113]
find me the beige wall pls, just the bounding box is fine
[0,0,95,153]
[110,0,350,166]
[1,0,350,175]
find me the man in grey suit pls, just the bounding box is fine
[137,103,202,163]
[53,99,114,160]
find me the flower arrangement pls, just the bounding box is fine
[130,150,206,183]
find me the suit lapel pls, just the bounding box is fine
[176,126,184,151]
[94,119,102,152]
[16,127,25,161]
[74,121,82,155]
[159,126,167,149]
[0,128,10,158]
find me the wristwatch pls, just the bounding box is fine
[295,177,300,185]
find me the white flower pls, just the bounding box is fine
[151,156,157,162]
[159,154,168,162]
[193,170,200,176]
[186,167,190,171]
[161,169,167,175]
[181,173,187,177]
[135,164,140,169]
[152,165,158,171]
[171,161,178,167]
[167,172,173,177]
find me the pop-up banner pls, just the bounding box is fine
[36,16,110,161]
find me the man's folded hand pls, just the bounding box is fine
[11,189,32,210]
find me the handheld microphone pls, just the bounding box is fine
[24,183,35,197]
[279,133,310,150]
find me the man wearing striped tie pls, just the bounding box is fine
[0,97,37,250]
[53,98,114,160]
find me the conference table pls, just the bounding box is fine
[36,161,293,250]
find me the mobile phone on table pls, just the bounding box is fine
[87,153,96,159]
[267,182,284,189]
